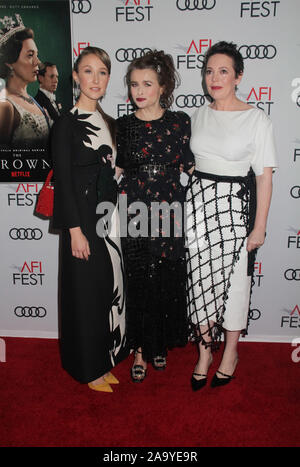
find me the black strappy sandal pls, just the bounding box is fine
[152,356,167,371]
[131,350,147,383]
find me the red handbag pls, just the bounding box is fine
[35,169,54,218]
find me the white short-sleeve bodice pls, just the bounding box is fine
[190,106,278,176]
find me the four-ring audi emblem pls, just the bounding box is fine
[9,228,43,240]
[248,309,261,321]
[72,0,91,14]
[290,186,300,198]
[115,48,151,62]
[176,0,216,10]
[284,269,300,281]
[14,306,47,318]
[176,94,207,108]
[239,45,277,60]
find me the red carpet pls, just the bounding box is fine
[0,338,299,447]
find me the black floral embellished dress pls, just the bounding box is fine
[52,107,127,383]
[116,110,194,361]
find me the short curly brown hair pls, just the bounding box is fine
[125,49,180,109]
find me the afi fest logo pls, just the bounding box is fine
[253,261,264,287]
[240,1,280,17]
[7,183,39,207]
[74,42,90,58]
[287,228,300,249]
[176,39,212,70]
[12,261,45,286]
[116,94,135,118]
[281,305,300,329]
[293,146,300,163]
[116,0,154,22]
[246,86,273,115]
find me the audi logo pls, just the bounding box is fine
[290,186,300,198]
[71,0,91,14]
[115,48,152,63]
[238,45,277,60]
[176,0,216,10]
[297,95,300,107]
[248,308,261,321]
[284,269,300,281]
[176,94,207,108]
[14,306,47,318]
[9,228,43,240]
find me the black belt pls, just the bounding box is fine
[124,164,179,177]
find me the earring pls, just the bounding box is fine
[8,66,14,77]
[160,95,166,109]
[74,81,80,100]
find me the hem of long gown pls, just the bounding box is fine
[61,344,130,384]
[124,253,189,362]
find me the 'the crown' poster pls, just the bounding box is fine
[0,0,73,182]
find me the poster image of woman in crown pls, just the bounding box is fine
[0,1,73,182]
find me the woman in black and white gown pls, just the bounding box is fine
[52,47,127,392]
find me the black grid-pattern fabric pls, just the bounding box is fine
[186,170,256,350]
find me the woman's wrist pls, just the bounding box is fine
[69,226,82,236]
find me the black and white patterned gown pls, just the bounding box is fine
[186,106,277,348]
[52,107,127,383]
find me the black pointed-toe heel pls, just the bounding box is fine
[211,369,235,387]
[191,373,208,391]
[211,356,239,388]
[191,354,213,391]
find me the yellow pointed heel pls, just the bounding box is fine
[104,372,119,385]
[88,381,113,392]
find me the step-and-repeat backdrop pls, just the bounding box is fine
[0,0,299,343]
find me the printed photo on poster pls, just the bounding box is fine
[0,0,73,182]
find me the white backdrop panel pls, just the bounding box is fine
[1,0,299,342]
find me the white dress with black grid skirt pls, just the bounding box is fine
[186,106,277,348]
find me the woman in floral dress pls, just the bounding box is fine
[116,50,194,382]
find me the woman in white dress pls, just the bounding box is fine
[186,41,277,390]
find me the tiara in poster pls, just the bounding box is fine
[0,14,25,47]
